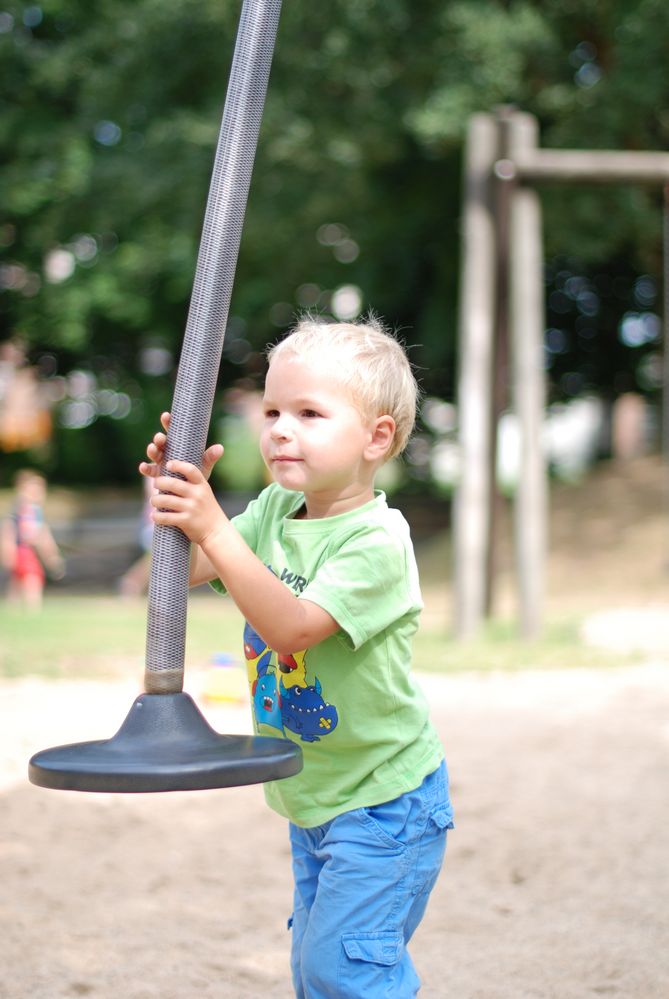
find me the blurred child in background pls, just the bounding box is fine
[118,474,157,597]
[1,469,64,609]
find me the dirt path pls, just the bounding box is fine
[2,663,668,999]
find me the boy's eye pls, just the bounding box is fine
[264,409,279,419]
[301,409,321,419]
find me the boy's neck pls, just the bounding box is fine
[299,483,376,520]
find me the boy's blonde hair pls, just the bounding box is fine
[267,314,419,460]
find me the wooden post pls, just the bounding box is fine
[663,185,669,463]
[485,107,515,616]
[453,113,497,638]
[507,112,546,638]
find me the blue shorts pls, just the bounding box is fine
[288,760,453,999]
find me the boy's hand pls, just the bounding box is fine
[139,412,224,482]
[151,460,226,547]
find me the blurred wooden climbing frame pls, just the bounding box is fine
[454,105,669,639]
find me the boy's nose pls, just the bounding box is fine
[271,417,292,441]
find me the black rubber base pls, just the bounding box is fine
[28,692,303,793]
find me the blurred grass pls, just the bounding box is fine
[0,591,637,681]
[413,614,637,673]
[0,594,242,681]
[2,457,661,681]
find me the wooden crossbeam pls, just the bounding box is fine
[511,149,669,185]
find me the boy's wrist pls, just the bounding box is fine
[199,517,232,558]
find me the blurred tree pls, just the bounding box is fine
[1,0,667,481]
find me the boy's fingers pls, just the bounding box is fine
[153,474,189,496]
[164,459,202,482]
[139,461,160,478]
[151,491,183,510]
[160,412,171,431]
[203,444,224,467]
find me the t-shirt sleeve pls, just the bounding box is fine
[299,525,422,650]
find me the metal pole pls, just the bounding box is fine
[145,0,283,693]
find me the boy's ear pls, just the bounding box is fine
[366,415,396,461]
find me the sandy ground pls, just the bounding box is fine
[2,660,668,999]
[2,455,668,997]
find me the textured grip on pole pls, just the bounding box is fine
[144,0,283,694]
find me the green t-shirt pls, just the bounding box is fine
[212,483,444,827]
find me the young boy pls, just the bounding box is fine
[141,315,453,998]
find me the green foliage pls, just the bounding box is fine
[1,0,668,481]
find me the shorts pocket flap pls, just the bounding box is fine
[342,931,403,966]
[430,805,454,830]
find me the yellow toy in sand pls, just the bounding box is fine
[202,653,248,705]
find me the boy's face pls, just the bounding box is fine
[260,353,378,500]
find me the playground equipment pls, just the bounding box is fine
[454,105,669,639]
[29,0,302,792]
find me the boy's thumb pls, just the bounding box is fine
[203,443,224,471]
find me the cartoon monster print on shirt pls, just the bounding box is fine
[243,617,338,743]
[279,677,338,742]
[277,650,307,689]
[243,621,273,685]
[253,671,283,730]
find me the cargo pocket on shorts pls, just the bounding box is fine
[341,931,403,966]
[430,803,454,831]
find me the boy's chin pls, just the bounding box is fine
[270,471,304,492]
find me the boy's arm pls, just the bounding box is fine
[189,545,217,588]
[151,459,340,654]
[202,516,339,654]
